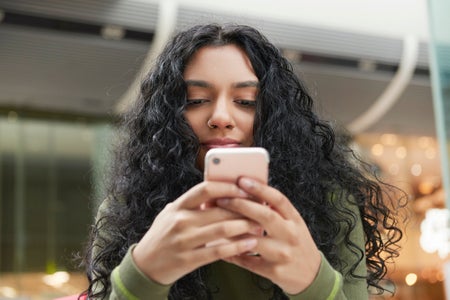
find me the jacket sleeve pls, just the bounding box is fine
[108,245,171,300]
[91,199,172,300]
[286,202,369,300]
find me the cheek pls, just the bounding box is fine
[184,113,202,134]
[238,113,255,143]
[185,113,205,170]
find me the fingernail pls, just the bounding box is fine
[238,188,249,198]
[244,239,257,249]
[240,178,255,189]
[217,198,230,206]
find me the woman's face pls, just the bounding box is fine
[183,44,259,171]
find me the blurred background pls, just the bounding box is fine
[0,0,449,299]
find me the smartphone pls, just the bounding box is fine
[203,147,269,249]
[204,147,269,184]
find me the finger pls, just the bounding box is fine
[221,238,288,275]
[216,197,303,241]
[176,219,261,249]
[167,206,249,235]
[237,177,300,221]
[195,206,248,226]
[245,237,297,263]
[177,181,249,209]
[186,238,258,267]
[216,198,289,238]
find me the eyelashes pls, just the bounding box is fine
[186,99,208,106]
[186,99,256,108]
[234,99,256,107]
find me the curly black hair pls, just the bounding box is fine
[83,23,405,299]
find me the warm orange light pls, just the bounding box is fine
[418,136,432,148]
[425,148,436,159]
[371,144,384,156]
[388,164,400,175]
[380,134,398,146]
[405,273,418,286]
[418,181,434,195]
[0,286,18,298]
[395,146,407,159]
[437,271,445,282]
[411,163,422,177]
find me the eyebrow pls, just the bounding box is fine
[185,80,259,89]
[233,81,259,88]
[185,80,211,88]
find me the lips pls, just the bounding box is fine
[202,138,241,149]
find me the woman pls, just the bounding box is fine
[83,24,404,299]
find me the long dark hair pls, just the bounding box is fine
[83,24,405,299]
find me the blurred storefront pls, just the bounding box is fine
[0,115,111,298]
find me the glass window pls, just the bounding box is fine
[0,114,111,299]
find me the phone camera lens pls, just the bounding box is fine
[213,157,220,165]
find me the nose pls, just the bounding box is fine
[207,98,235,129]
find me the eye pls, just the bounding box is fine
[235,99,256,107]
[186,99,209,106]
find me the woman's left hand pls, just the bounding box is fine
[216,177,322,295]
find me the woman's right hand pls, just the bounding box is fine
[132,181,260,285]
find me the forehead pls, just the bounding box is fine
[183,44,257,81]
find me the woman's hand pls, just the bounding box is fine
[216,177,322,295]
[132,181,260,285]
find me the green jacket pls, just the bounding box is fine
[94,198,369,299]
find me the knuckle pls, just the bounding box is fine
[163,201,177,212]
[286,225,301,245]
[276,248,291,261]
[215,223,232,236]
[274,194,286,206]
[201,184,214,198]
[173,212,190,229]
[172,235,188,249]
[272,265,285,278]
[287,233,300,246]
[261,209,276,223]
[196,183,207,194]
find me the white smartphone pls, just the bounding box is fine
[203,147,269,249]
[204,147,269,184]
